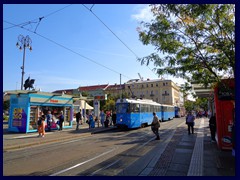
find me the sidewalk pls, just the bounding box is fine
[120,117,235,176]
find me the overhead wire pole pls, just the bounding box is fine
[120,74,122,100]
[4,4,73,31]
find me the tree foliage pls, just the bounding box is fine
[3,100,10,111]
[138,4,235,87]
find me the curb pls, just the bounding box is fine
[3,127,116,151]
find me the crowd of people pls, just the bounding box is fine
[37,110,65,137]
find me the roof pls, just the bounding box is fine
[116,98,162,106]
[106,84,124,90]
[52,89,74,95]
[78,84,109,91]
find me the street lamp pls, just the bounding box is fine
[16,35,32,90]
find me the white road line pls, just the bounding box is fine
[49,148,115,176]
[90,135,155,176]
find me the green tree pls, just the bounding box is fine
[103,99,116,111]
[184,100,195,112]
[3,100,10,111]
[138,4,235,87]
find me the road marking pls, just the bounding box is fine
[49,148,115,176]
[11,132,54,139]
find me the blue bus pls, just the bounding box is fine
[116,99,162,129]
[161,104,175,121]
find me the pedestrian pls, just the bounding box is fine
[151,112,160,140]
[209,113,216,142]
[100,110,105,127]
[46,110,53,132]
[58,111,64,131]
[186,111,195,134]
[104,115,109,128]
[112,111,117,126]
[209,113,217,142]
[76,110,82,130]
[208,109,212,119]
[88,111,95,129]
[38,115,46,137]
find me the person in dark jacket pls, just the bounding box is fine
[75,110,82,130]
[209,113,217,142]
[112,111,117,126]
[186,111,195,134]
[58,111,64,131]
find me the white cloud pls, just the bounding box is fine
[131,5,153,22]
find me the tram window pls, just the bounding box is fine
[130,104,140,113]
[116,103,129,114]
[150,105,154,112]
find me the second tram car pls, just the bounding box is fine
[161,104,175,121]
[116,99,162,129]
[174,106,180,118]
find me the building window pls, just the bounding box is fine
[163,83,165,86]
[151,84,153,87]
[142,84,144,88]
[156,83,158,87]
[146,84,148,87]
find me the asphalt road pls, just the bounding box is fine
[3,118,184,176]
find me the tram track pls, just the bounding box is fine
[3,118,186,176]
[47,119,185,176]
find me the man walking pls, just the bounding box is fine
[76,110,82,130]
[186,111,195,134]
[151,112,160,140]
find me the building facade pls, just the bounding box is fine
[125,79,181,106]
[52,79,182,106]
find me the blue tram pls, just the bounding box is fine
[174,106,180,118]
[116,99,162,129]
[161,104,175,121]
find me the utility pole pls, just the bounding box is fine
[120,74,122,100]
[16,35,32,90]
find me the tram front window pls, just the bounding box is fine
[116,103,130,114]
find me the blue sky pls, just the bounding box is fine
[3,4,184,92]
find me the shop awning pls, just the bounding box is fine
[73,100,93,109]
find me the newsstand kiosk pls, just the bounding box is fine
[214,79,235,150]
[8,91,73,133]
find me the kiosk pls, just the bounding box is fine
[214,79,235,150]
[7,91,73,133]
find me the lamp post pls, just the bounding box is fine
[16,35,32,90]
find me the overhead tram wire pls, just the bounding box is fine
[82,4,157,76]
[4,20,132,81]
[3,4,73,31]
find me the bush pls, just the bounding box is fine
[3,115,9,121]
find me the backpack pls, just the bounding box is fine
[37,119,42,126]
